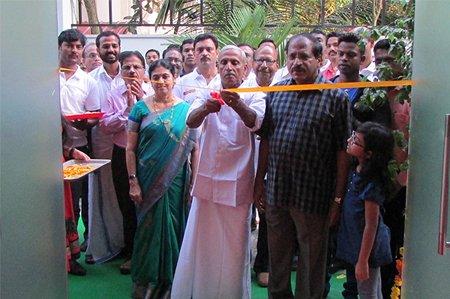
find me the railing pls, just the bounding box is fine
[73,0,389,33]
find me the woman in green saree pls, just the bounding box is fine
[126,59,199,299]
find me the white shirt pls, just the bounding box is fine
[89,64,123,157]
[361,60,377,81]
[320,59,331,72]
[273,66,291,82]
[245,76,279,88]
[245,70,256,82]
[173,68,221,104]
[89,64,122,108]
[60,66,100,147]
[188,81,266,207]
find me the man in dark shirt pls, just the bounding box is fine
[333,32,391,129]
[254,33,352,299]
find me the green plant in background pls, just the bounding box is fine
[357,0,414,180]
[167,5,294,66]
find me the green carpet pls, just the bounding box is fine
[69,223,345,298]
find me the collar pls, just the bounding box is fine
[288,72,326,92]
[99,63,121,78]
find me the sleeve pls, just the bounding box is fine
[128,102,142,133]
[246,91,266,132]
[256,91,273,139]
[186,87,208,120]
[173,80,183,99]
[100,91,129,134]
[360,183,385,206]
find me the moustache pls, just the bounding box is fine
[291,66,305,72]
[200,56,210,62]
[223,71,237,77]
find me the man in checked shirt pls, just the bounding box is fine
[254,33,352,299]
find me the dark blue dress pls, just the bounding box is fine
[336,170,392,267]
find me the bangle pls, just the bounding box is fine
[334,197,342,204]
[69,147,75,159]
[129,174,137,180]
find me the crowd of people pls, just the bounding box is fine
[59,26,410,299]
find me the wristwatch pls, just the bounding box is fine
[129,174,137,180]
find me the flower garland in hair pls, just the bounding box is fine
[391,247,403,299]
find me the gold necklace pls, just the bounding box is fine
[152,95,175,131]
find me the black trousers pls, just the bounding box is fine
[70,145,90,240]
[111,145,137,258]
[254,212,269,274]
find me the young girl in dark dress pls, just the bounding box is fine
[336,122,395,299]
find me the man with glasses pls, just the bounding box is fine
[173,34,221,104]
[82,43,102,73]
[245,44,279,288]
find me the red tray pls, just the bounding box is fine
[65,112,105,120]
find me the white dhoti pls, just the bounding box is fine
[172,197,252,299]
[86,126,124,262]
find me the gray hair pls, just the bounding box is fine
[220,45,248,65]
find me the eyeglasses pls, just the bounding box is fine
[350,131,365,148]
[255,59,277,66]
[87,52,99,58]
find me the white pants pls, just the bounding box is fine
[171,197,252,299]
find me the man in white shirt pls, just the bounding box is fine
[82,43,102,73]
[173,33,221,104]
[238,43,257,81]
[58,29,100,268]
[350,27,377,81]
[246,44,279,288]
[172,45,265,299]
[87,31,126,270]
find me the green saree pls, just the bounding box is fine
[128,100,198,294]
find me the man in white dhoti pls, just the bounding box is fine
[86,31,127,270]
[171,45,265,298]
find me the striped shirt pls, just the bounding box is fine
[259,72,352,215]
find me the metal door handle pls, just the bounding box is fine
[439,114,450,255]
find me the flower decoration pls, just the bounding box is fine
[391,247,404,299]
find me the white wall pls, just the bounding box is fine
[86,34,173,59]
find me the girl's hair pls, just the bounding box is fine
[355,122,395,198]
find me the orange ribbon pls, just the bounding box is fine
[59,67,413,93]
